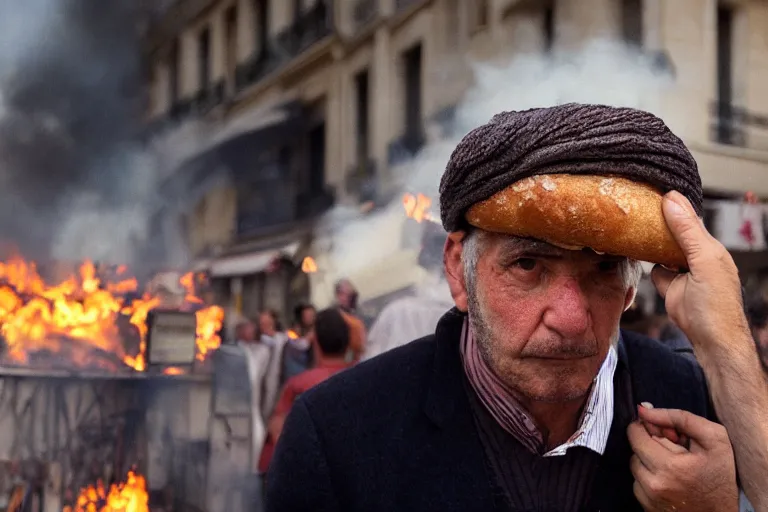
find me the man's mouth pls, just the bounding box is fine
[527,353,596,361]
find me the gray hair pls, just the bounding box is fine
[461,230,642,295]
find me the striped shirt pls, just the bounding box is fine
[460,318,617,456]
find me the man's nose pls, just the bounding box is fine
[542,277,591,338]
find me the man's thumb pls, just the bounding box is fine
[662,191,706,267]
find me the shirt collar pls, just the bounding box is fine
[543,344,617,456]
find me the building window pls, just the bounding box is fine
[445,0,460,50]
[715,3,735,144]
[621,0,643,48]
[468,0,489,34]
[169,38,179,106]
[308,122,326,193]
[354,69,370,164]
[403,43,423,148]
[292,0,302,23]
[226,6,238,86]
[198,26,211,91]
[543,3,555,53]
[255,0,269,55]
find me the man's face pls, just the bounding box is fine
[445,231,635,404]
[336,281,357,310]
[238,322,256,342]
[259,312,275,336]
[301,307,316,328]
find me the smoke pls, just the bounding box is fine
[320,40,677,302]
[0,0,161,265]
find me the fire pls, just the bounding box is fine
[402,193,437,223]
[0,257,224,371]
[65,470,149,512]
[301,256,318,273]
[163,366,184,375]
[286,329,299,340]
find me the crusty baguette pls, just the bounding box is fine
[465,174,687,268]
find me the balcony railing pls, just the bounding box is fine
[274,0,334,60]
[236,185,336,239]
[352,0,379,30]
[191,79,226,115]
[709,101,768,149]
[143,78,226,139]
[395,0,421,12]
[234,48,281,93]
[387,131,426,167]
[345,158,378,202]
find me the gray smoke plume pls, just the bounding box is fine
[0,0,149,263]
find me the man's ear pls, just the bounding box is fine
[624,287,637,312]
[444,232,469,312]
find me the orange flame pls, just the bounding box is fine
[65,470,149,512]
[163,366,185,375]
[0,257,223,371]
[286,329,299,340]
[301,257,318,273]
[402,193,436,223]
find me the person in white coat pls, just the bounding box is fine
[364,222,453,360]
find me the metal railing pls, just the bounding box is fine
[352,0,379,30]
[709,101,768,150]
[274,0,334,59]
[395,0,421,12]
[236,184,336,238]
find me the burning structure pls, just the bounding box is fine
[0,257,223,373]
[0,258,256,512]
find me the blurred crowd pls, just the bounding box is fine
[620,290,768,370]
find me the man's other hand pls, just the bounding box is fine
[627,406,738,512]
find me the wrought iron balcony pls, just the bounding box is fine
[236,185,336,239]
[236,183,298,238]
[352,0,379,30]
[345,158,378,202]
[710,102,768,149]
[234,49,281,92]
[192,79,226,114]
[274,0,334,59]
[387,131,426,167]
[395,0,421,12]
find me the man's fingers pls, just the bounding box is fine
[661,191,710,271]
[651,264,682,299]
[637,406,726,451]
[627,421,669,471]
[632,480,654,511]
[653,436,688,454]
[639,404,680,444]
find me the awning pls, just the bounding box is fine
[210,242,301,277]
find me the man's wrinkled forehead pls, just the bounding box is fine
[481,233,625,260]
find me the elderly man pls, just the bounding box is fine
[266,105,768,511]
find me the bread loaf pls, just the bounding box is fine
[465,174,686,268]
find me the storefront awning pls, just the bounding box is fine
[209,242,300,277]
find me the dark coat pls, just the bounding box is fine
[265,309,714,512]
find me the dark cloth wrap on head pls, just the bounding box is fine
[439,103,702,232]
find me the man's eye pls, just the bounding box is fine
[513,258,538,271]
[597,260,621,273]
